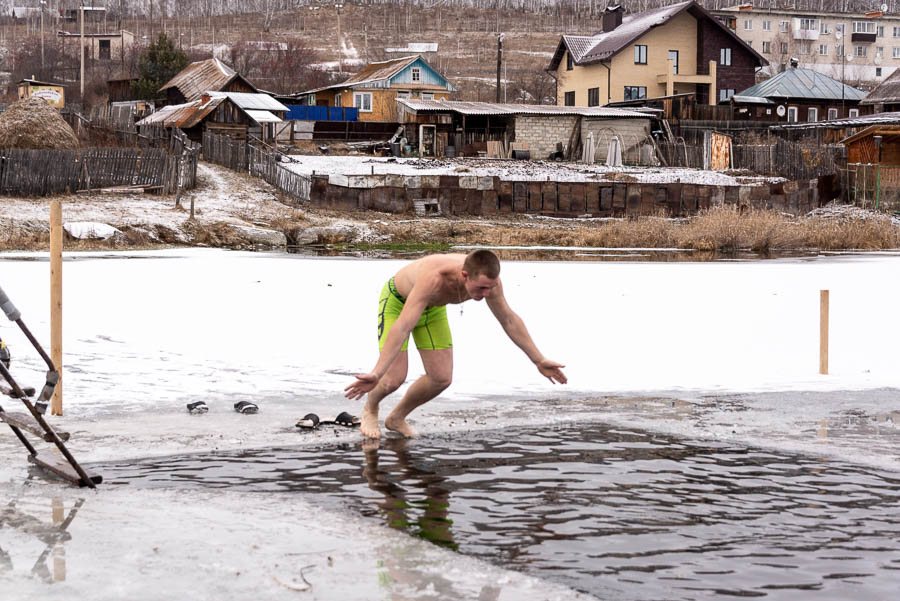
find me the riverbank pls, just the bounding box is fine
[1,161,898,253]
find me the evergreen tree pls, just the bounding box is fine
[131,33,189,101]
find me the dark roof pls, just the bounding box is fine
[159,58,258,101]
[860,68,900,105]
[735,67,866,102]
[295,55,453,95]
[548,1,765,70]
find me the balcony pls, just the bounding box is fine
[852,32,877,43]
[657,60,718,105]
[793,29,820,41]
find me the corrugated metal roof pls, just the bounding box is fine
[245,110,282,124]
[397,99,650,118]
[135,96,224,128]
[860,67,900,105]
[773,111,900,130]
[736,67,866,101]
[731,95,773,104]
[159,58,257,101]
[209,92,288,112]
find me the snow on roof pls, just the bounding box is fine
[244,110,282,124]
[209,91,288,112]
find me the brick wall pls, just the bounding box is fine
[514,115,579,160]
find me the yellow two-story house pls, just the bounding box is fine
[549,2,766,107]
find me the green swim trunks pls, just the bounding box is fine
[378,277,452,351]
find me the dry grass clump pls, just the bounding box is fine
[797,215,900,249]
[0,98,79,150]
[677,206,790,252]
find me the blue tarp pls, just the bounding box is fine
[285,105,358,122]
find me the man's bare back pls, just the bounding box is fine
[392,253,473,308]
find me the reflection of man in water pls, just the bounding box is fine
[361,439,502,601]
[345,250,567,438]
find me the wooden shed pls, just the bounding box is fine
[842,125,900,165]
[17,78,65,108]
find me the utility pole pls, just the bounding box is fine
[40,0,45,72]
[496,33,503,103]
[80,2,85,101]
[336,3,344,74]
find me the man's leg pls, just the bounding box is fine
[385,348,452,437]
[361,351,408,438]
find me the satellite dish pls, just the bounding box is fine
[835,30,842,40]
[882,4,888,13]
[776,105,786,117]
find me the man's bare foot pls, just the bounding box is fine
[384,414,417,438]
[360,404,381,438]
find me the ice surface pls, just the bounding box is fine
[0,248,898,599]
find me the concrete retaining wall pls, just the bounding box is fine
[309,173,832,217]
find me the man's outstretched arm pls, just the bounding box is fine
[486,280,567,384]
[344,288,430,400]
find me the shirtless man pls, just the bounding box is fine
[344,250,567,438]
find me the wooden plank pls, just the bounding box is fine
[28,454,102,486]
[1,411,70,442]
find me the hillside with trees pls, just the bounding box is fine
[0,1,895,107]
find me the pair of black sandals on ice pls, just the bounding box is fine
[296,412,359,430]
[186,401,258,415]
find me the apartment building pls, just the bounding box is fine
[714,5,900,88]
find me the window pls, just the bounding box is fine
[819,44,828,56]
[421,92,434,100]
[800,41,812,55]
[799,18,817,31]
[566,53,573,71]
[720,47,732,66]
[335,93,342,107]
[781,42,789,54]
[354,92,372,112]
[828,108,838,120]
[668,50,679,74]
[894,47,900,58]
[396,90,410,99]
[894,26,900,37]
[780,21,789,32]
[877,67,883,77]
[719,89,735,102]
[787,106,798,122]
[879,26,885,37]
[634,45,647,64]
[744,19,752,31]
[623,86,646,100]
[820,22,828,34]
[877,46,884,58]
[762,41,771,53]
[849,108,859,118]
[99,39,111,60]
[807,107,818,122]
[588,87,600,107]
[411,67,421,82]
[763,20,771,31]
[564,91,575,106]
[853,21,876,34]
[855,45,867,57]
[836,24,845,34]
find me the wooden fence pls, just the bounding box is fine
[658,137,842,181]
[203,131,310,203]
[840,163,900,212]
[0,128,199,197]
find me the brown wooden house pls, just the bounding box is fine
[136,91,287,143]
[158,58,258,107]
[842,125,900,165]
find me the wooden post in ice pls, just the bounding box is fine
[819,290,829,375]
[50,200,63,415]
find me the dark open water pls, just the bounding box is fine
[98,422,900,600]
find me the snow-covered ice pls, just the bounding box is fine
[1,248,898,599]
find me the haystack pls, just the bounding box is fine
[0,97,79,150]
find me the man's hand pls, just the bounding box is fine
[536,359,567,384]
[344,372,380,400]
